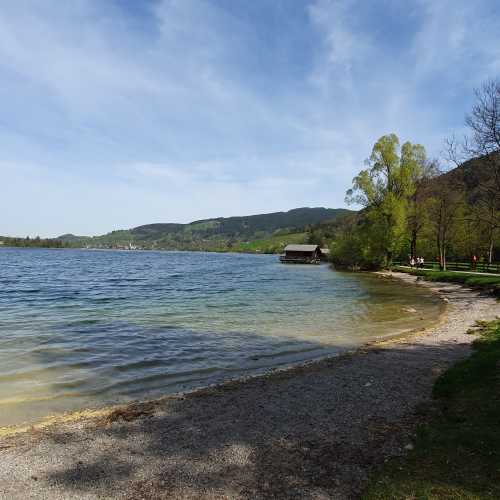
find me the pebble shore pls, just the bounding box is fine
[1,272,498,499]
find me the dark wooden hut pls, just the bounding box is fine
[279,244,321,264]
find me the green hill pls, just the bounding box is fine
[59,207,353,253]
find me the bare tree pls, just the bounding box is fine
[445,79,500,263]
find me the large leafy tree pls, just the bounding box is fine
[346,134,427,266]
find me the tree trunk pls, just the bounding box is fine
[410,229,417,260]
[438,245,446,271]
[437,235,442,271]
[386,250,393,268]
[438,237,447,271]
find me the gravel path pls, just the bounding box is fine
[1,272,499,499]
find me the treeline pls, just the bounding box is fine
[315,79,500,271]
[0,236,70,248]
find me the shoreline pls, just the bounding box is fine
[0,245,280,255]
[1,271,498,498]
[0,271,447,438]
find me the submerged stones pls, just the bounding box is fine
[401,307,418,313]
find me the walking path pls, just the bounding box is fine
[1,272,499,499]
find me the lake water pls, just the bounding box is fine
[0,248,443,426]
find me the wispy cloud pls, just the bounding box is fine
[0,0,498,236]
[308,0,371,93]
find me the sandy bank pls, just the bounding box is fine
[1,272,498,499]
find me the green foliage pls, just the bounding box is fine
[346,135,423,207]
[330,134,499,271]
[336,134,428,269]
[364,320,500,499]
[330,216,386,270]
[0,236,69,248]
[305,211,357,246]
[329,226,365,270]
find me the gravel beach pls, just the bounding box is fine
[1,272,498,499]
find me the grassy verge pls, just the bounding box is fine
[394,267,500,294]
[363,320,500,499]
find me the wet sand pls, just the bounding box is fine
[1,272,498,499]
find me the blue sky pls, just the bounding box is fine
[1,0,499,237]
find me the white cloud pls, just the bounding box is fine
[412,0,499,85]
[308,0,372,93]
[0,0,498,236]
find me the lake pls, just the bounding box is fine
[0,248,443,426]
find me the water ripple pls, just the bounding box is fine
[0,248,443,426]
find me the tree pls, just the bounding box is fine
[346,134,428,266]
[329,220,366,270]
[406,160,440,260]
[465,80,500,189]
[426,174,465,270]
[446,79,500,262]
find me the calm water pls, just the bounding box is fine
[0,248,443,426]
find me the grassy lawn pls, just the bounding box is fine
[363,320,500,499]
[393,267,500,294]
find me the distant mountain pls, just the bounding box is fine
[59,207,354,252]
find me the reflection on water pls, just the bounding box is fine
[0,248,443,426]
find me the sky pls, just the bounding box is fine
[1,0,499,237]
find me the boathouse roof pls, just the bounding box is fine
[284,244,319,252]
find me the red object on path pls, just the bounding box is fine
[472,254,478,270]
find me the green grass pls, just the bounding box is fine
[363,320,500,499]
[234,231,308,254]
[394,268,500,294]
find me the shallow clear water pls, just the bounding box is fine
[0,248,443,426]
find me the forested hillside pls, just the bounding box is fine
[51,207,352,252]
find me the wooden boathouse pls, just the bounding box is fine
[279,244,322,264]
